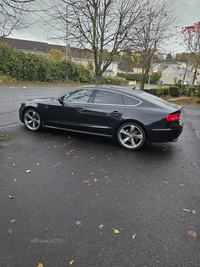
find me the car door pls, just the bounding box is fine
[45,89,94,130]
[84,89,125,136]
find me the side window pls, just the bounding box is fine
[93,90,123,105]
[63,89,94,103]
[123,95,140,106]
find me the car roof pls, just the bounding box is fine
[79,85,142,97]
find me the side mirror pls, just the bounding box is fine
[58,96,64,105]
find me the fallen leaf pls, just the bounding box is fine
[178,149,182,151]
[90,172,94,175]
[105,155,109,157]
[121,228,123,230]
[132,233,137,239]
[8,195,13,199]
[163,149,166,151]
[68,136,71,138]
[101,169,103,171]
[127,182,129,184]
[96,194,99,197]
[70,260,74,265]
[193,129,195,131]
[66,153,69,155]
[71,150,74,152]
[94,179,98,182]
[72,172,74,175]
[7,157,11,159]
[36,163,40,165]
[188,230,197,237]
[105,176,109,178]
[54,146,58,147]
[179,184,184,186]
[191,141,195,143]
[8,229,12,233]
[13,164,15,166]
[112,228,120,234]
[196,166,200,169]
[25,170,31,173]
[86,183,91,185]
[193,163,197,166]
[76,221,81,226]
[83,180,89,183]
[100,232,103,235]
[37,264,43,267]
[11,219,15,222]
[53,165,58,168]
[163,181,168,184]
[192,210,196,214]
[91,157,94,159]
[163,178,167,180]
[52,142,55,143]
[99,224,104,229]
[14,179,16,182]
[183,209,191,212]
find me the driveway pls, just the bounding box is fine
[0,84,200,267]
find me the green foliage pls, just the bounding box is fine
[117,72,161,83]
[169,86,181,97]
[148,88,159,96]
[188,87,195,97]
[102,77,122,85]
[0,42,93,83]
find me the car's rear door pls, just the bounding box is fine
[84,89,125,136]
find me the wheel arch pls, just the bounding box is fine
[22,106,42,123]
[115,119,148,139]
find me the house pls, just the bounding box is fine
[118,62,134,74]
[153,61,187,73]
[0,37,119,76]
[160,66,194,85]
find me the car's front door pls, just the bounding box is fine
[45,89,94,130]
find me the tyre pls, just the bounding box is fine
[117,122,145,150]
[23,109,42,131]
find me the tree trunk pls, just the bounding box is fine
[192,63,198,85]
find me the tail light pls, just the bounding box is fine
[166,113,180,121]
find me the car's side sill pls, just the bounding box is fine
[44,125,113,138]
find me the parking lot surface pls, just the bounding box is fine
[0,84,200,267]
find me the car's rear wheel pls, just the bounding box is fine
[24,109,42,131]
[117,122,145,150]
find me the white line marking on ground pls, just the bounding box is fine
[0,123,22,129]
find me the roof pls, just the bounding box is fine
[169,66,193,75]
[118,62,133,73]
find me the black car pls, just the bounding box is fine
[19,85,183,150]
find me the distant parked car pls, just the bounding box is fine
[19,85,183,150]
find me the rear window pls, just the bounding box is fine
[123,95,140,106]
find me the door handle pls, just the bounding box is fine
[76,108,85,113]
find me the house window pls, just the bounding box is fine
[107,63,113,70]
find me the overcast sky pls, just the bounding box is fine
[9,0,200,54]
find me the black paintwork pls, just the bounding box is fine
[19,85,183,142]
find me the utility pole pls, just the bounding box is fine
[66,4,68,81]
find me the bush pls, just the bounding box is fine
[174,82,183,95]
[169,86,181,97]
[117,72,161,83]
[102,77,122,85]
[188,87,195,97]
[162,87,169,95]
[148,88,159,96]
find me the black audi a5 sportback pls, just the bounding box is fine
[19,85,183,150]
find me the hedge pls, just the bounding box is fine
[169,86,181,97]
[117,72,161,83]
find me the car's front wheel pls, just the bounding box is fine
[24,109,42,131]
[117,122,145,150]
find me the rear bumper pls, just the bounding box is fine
[146,120,183,142]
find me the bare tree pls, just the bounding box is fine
[44,0,150,77]
[181,22,200,85]
[128,0,177,90]
[0,0,40,38]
